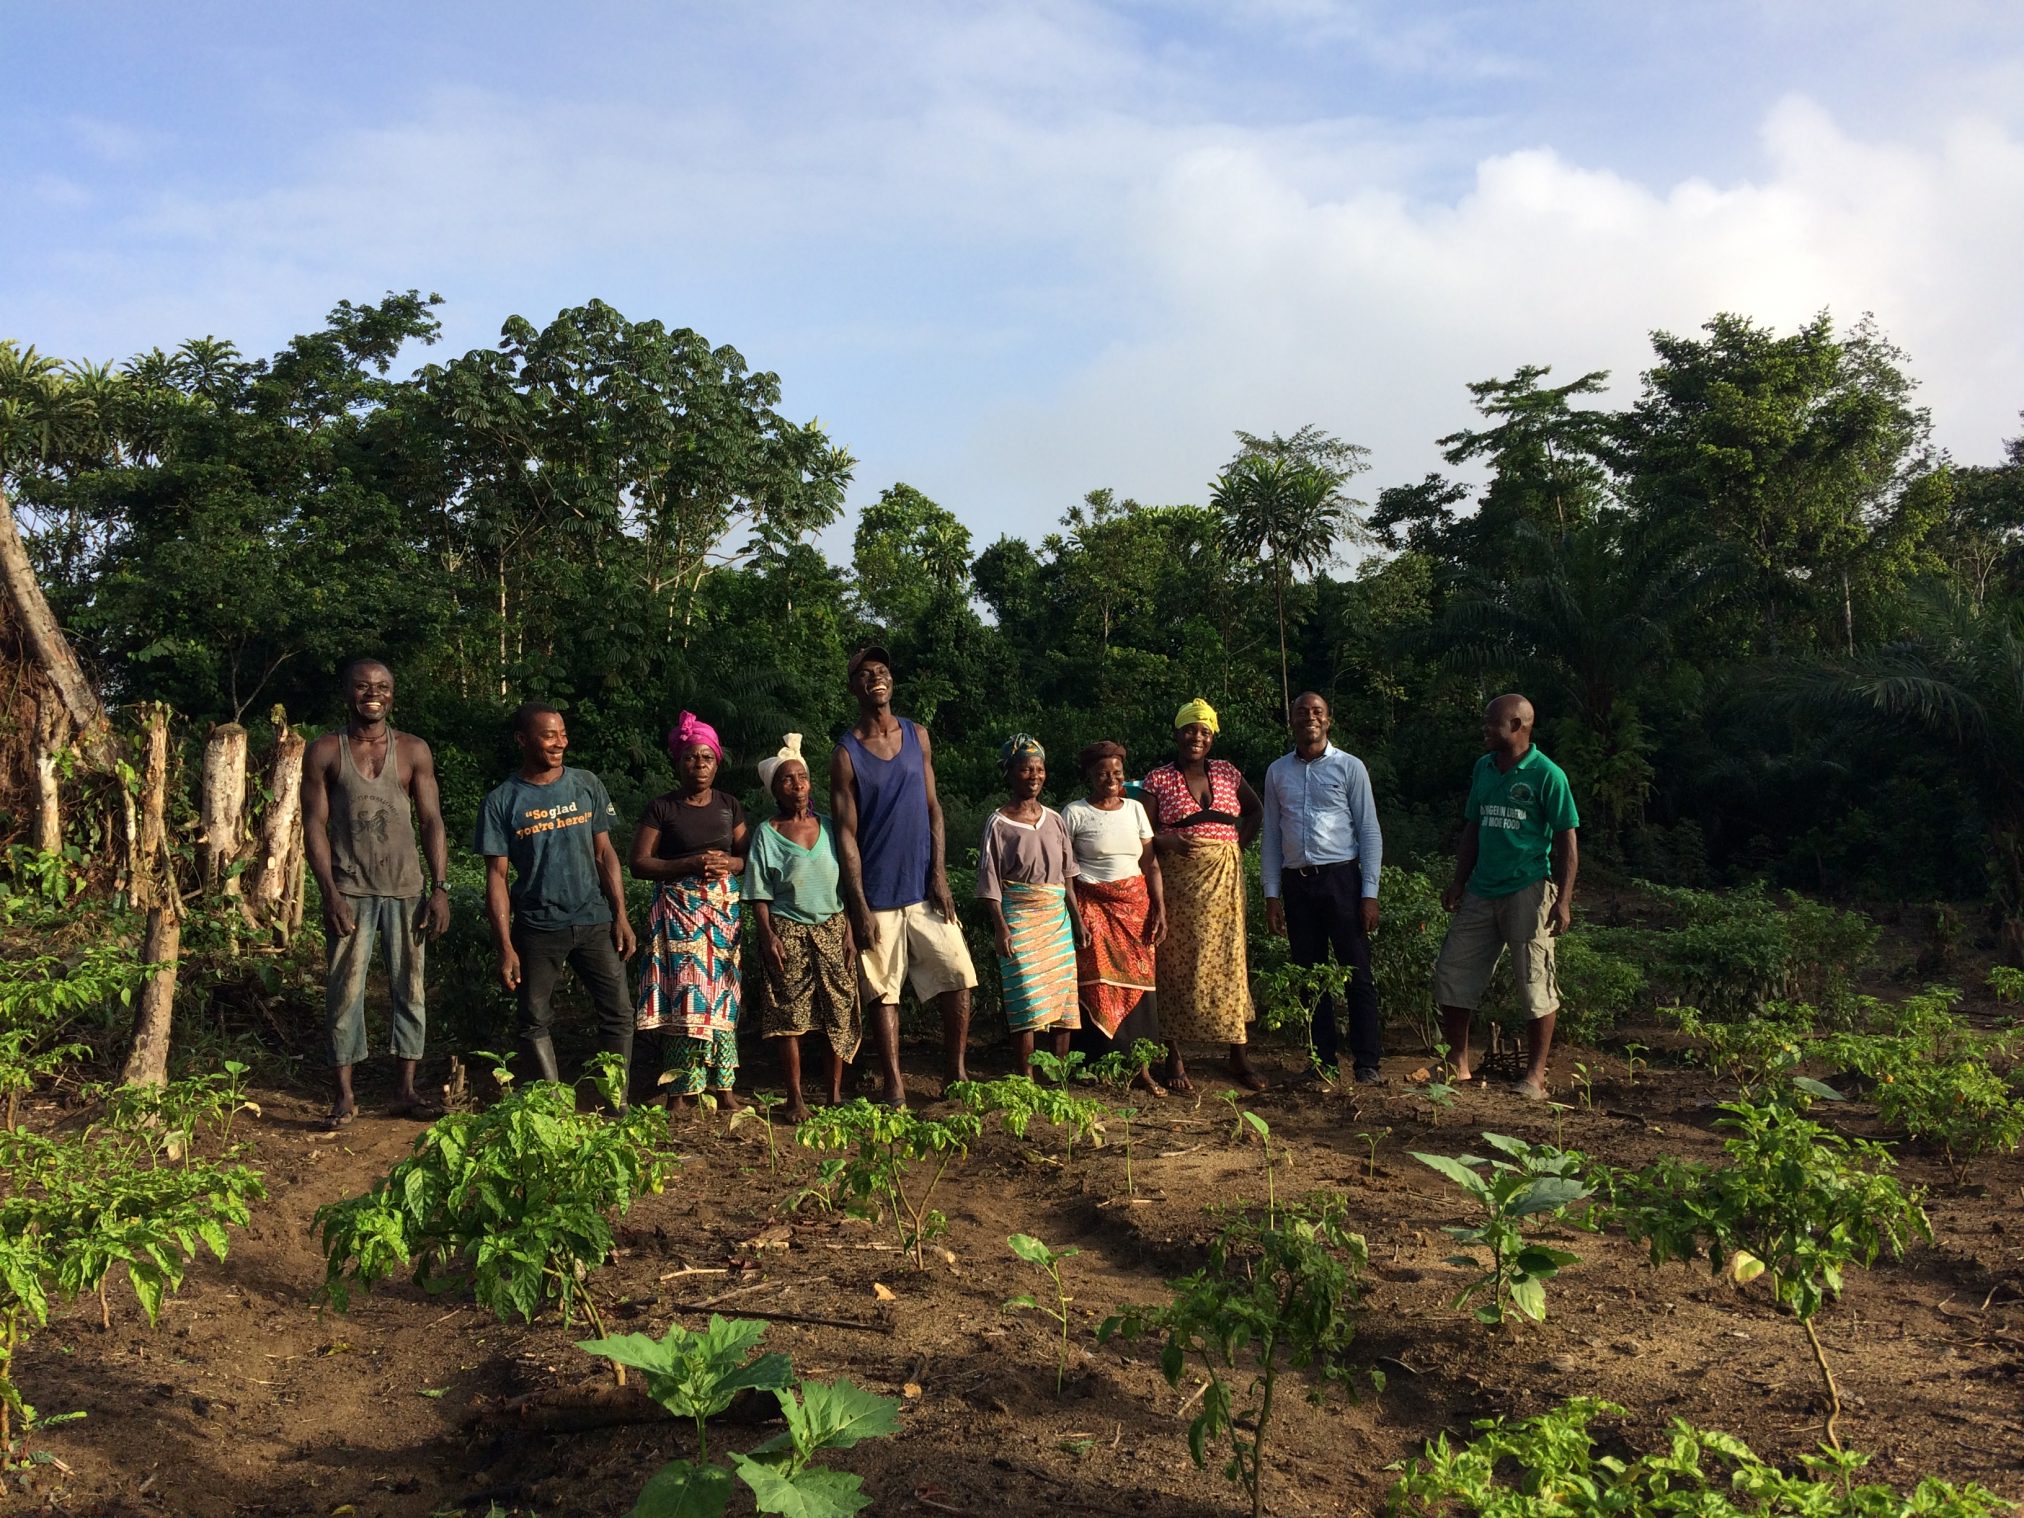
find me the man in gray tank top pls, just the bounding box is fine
[302,658,451,1128]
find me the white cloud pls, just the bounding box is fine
[951,93,2024,537]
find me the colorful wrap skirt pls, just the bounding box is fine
[1155,840,1253,1045]
[759,912,862,1063]
[998,879,1081,1034]
[1073,874,1157,1039]
[635,878,742,1040]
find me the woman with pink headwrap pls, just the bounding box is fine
[629,710,749,1108]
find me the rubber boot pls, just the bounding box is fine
[521,1031,562,1085]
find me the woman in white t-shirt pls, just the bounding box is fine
[1061,740,1168,1094]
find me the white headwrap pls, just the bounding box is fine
[757,732,808,791]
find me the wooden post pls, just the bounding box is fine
[30,696,68,853]
[199,722,249,893]
[121,705,182,1089]
[0,483,115,770]
[247,708,307,942]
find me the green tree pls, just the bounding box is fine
[1213,427,1368,716]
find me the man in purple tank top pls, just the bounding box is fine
[831,645,978,1106]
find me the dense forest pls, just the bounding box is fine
[3,292,2021,938]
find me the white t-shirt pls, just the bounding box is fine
[1061,797,1154,885]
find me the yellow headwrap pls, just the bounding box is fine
[1173,698,1220,734]
[757,733,807,790]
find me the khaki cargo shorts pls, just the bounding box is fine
[1432,879,1561,1019]
[858,900,979,1005]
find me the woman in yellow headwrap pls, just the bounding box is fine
[1138,698,1264,1091]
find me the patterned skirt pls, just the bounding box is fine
[999,880,1081,1034]
[1155,840,1253,1045]
[759,913,862,1063]
[634,878,742,1038]
[1074,875,1157,1039]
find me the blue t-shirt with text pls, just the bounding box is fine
[472,767,618,931]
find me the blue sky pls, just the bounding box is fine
[6,2,2022,558]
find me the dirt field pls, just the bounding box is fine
[11,1021,2024,1518]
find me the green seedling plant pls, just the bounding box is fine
[950,1075,1107,1167]
[578,1316,901,1517]
[728,1090,785,1173]
[1355,1128,1388,1183]
[1413,1133,1590,1326]
[1988,965,2024,1004]
[1253,961,1353,1082]
[1570,1062,1593,1110]
[1387,1395,2008,1517]
[0,944,154,1129]
[1101,1201,1367,1518]
[312,1055,669,1336]
[1218,1098,1281,1227]
[1622,1042,1649,1086]
[794,1099,981,1267]
[1,1070,264,1450]
[1415,1042,1459,1124]
[1005,1233,1079,1393]
[1029,1048,1089,1085]
[1603,1096,1931,1448]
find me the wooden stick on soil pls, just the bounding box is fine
[661,1302,891,1334]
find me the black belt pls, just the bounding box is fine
[1285,858,1357,880]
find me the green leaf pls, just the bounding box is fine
[1790,1076,1846,1102]
[786,1377,902,1454]
[1007,1233,1052,1265]
[1507,1177,1591,1216]
[1508,1275,1549,1320]
[630,1458,735,1518]
[1005,1294,1039,1311]
[731,1456,870,1518]
[1413,1152,1492,1199]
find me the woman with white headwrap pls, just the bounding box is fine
[746,733,860,1120]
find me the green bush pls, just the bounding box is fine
[1388,1396,2007,1516]
[312,1056,670,1328]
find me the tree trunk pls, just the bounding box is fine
[30,696,69,853]
[0,483,114,767]
[247,715,307,940]
[121,706,183,1088]
[200,722,250,893]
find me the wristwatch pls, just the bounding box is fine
[431,880,449,894]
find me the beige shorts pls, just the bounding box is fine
[1433,880,1561,1019]
[858,901,979,1005]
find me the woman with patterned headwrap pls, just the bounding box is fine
[631,711,749,1109]
[1140,698,1265,1092]
[747,733,860,1121]
[977,733,1088,1079]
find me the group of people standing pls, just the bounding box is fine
[301,646,1581,1129]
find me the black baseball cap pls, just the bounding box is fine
[848,644,894,679]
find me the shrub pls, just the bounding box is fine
[794,1099,981,1267]
[1387,1396,2007,1516]
[1412,1133,1591,1326]
[312,1056,669,1330]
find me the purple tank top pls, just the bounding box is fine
[841,720,933,911]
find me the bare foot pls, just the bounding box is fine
[783,1101,811,1124]
[1228,1058,1268,1093]
[714,1089,744,1113]
[1131,1070,1170,1099]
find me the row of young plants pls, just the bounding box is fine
[1664,982,2024,1181]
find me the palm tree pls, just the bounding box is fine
[1788,587,2024,958]
[1213,454,1354,716]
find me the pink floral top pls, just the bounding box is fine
[1141,760,1245,844]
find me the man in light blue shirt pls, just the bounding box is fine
[1262,691,1385,1083]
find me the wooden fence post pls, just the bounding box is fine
[120,704,182,1089]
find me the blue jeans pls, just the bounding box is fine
[324,895,426,1066]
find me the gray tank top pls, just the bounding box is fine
[328,728,425,900]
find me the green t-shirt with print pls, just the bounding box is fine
[1464,747,1579,899]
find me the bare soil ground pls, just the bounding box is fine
[11,1016,2024,1518]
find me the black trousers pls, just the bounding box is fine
[512,921,635,1067]
[1281,864,1381,1072]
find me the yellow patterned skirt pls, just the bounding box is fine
[1154,840,1253,1045]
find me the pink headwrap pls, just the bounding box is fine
[667,710,723,761]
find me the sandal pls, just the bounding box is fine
[1511,1079,1549,1102]
[323,1107,355,1131]
[388,1097,443,1121]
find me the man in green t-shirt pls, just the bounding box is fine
[1433,693,1580,1099]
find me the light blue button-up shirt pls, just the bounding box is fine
[1261,743,1383,900]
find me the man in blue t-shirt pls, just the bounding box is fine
[474,703,638,1094]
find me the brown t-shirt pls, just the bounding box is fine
[640,790,745,858]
